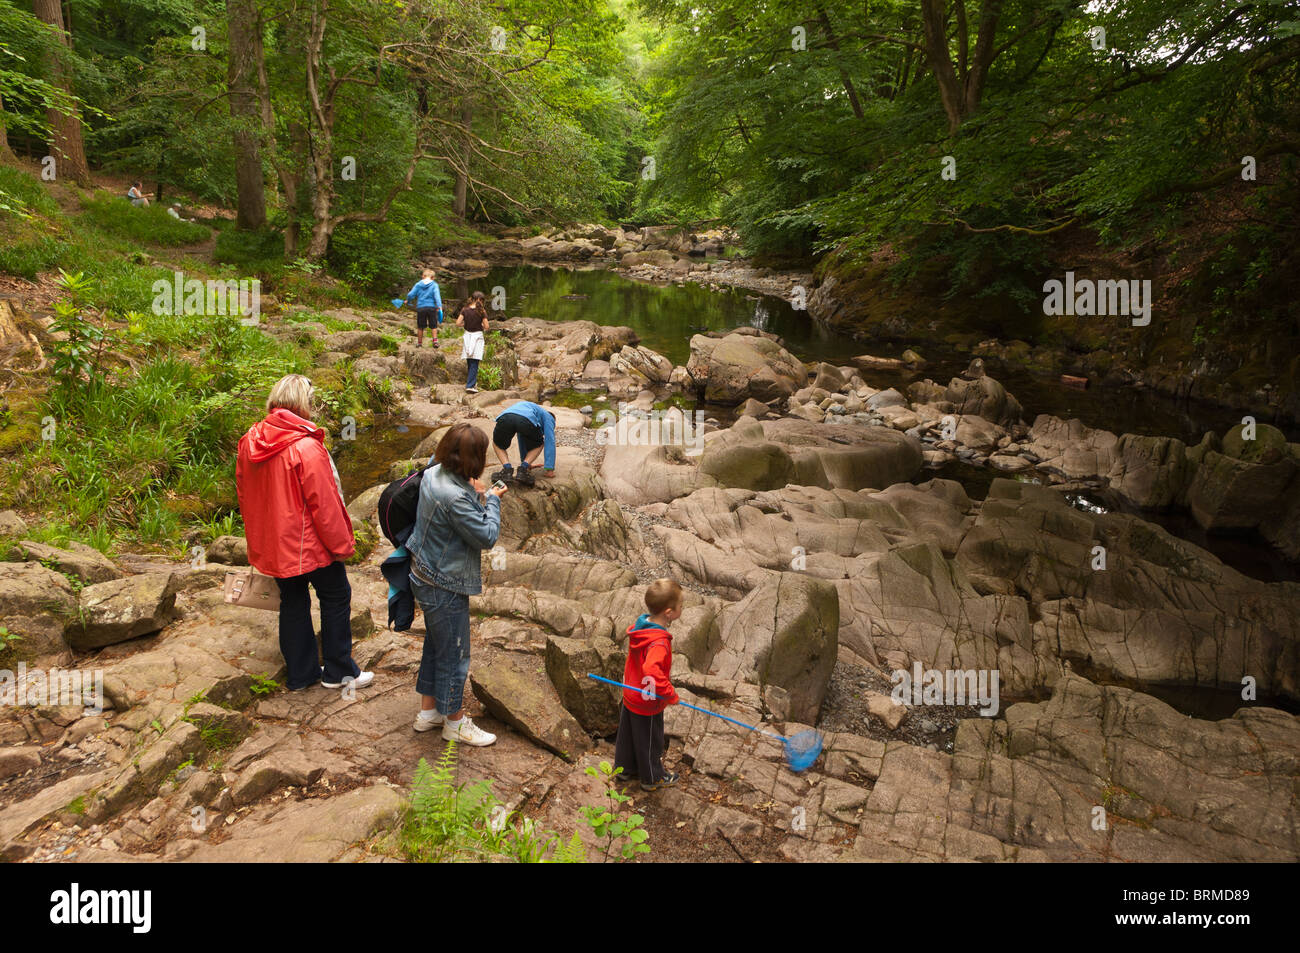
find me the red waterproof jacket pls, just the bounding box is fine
[236,409,355,578]
[622,615,678,716]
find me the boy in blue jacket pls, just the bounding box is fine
[405,268,444,347]
[491,401,556,488]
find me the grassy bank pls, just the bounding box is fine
[0,164,402,556]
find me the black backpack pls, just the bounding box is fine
[378,464,429,547]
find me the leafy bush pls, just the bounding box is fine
[327,218,413,292]
[80,194,209,246]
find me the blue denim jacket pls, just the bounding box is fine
[406,463,501,595]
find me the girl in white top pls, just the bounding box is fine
[457,291,490,393]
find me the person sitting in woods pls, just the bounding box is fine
[491,400,556,488]
[404,268,444,348]
[235,374,373,693]
[614,578,683,791]
[456,290,490,393]
[126,181,150,207]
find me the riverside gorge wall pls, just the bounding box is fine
[1,255,1298,863]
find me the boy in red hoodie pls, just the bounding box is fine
[614,578,683,790]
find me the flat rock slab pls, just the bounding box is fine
[185,783,405,862]
[471,649,593,762]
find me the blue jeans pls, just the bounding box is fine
[466,358,480,389]
[411,575,472,713]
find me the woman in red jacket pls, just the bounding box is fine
[235,375,371,692]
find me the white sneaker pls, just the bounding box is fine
[323,671,374,689]
[442,716,496,746]
[413,710,445,732]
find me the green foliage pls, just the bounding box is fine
[0,274,308,549]
[249,673,280,696]
[328,219,413,292]
[579,760,649,862]
[80,194,209,247]
[0,234,68,278]
[214,226,285,272]
[402,744,585,863]
[48,271,110,398]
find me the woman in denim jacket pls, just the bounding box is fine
[407,423,507,745]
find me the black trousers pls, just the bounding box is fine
[274,560,358,689]
[613,705,666,783]
[492,412,543,460]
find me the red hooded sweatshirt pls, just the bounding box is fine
[236,408,355,578]
[622,614,679,716]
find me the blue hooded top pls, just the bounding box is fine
[405,278,443,311]
[495,401,557,470]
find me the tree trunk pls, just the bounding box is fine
[919,0,1002,132]
[0,95,15,160]
[32,0,90,185]
[227,0,268,229]
[452,100,473,220]
[303,0,334,259]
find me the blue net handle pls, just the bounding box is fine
[586,673,785,743]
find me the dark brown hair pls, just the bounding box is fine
[471,290,486,303]
[434,423,488,480]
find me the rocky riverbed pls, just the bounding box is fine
[1,302,1297,863]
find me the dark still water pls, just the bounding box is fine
[450,265,1290,446]
[461,265,848,365]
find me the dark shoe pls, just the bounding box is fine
[491,466,514,485]
[515,465,536,488]
[641,772,680,791]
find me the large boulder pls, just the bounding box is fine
[69,573,179,650]
[3,540,121,584]
[1106,433,1192,509]
[1023,414,1119,480]
[205,535,249,566]
[0,562,77,657]
[544,634,622,735]
[470,649,594,761]
[708,573,839,724]
[609,344,673,385]
[943,374,1023,426]
[700,416,923,492]
[685,330,808,405]
[1185,423,1298,531]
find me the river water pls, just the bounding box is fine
[340,264,1296,585]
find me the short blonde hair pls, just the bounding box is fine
[645,578,683,615]
[422,268,435,278]
[266,374,314,419]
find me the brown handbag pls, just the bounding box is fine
[223,569,281,611]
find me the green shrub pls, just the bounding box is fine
[327,218,412,292]
[80,194,209,246]
[401,745,585,863]
[214,226,284,271]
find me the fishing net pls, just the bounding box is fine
[780,729,824,773]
